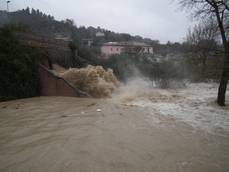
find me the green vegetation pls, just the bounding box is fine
[0,27,40,101]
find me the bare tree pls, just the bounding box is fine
[179,0,229,106]
[185,20,218,78]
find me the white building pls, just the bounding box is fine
[101,41,154,57]
[96,32,105,37]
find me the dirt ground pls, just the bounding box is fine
[0,84,229,172]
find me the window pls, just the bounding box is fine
[116,48,119,51]
[111,48,113,51]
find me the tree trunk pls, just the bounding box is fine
[214,5,229,106]
[217,56,229,106]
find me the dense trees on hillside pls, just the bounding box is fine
[0,8,200,57]
[0,26,40,101]
[0,8,166,47]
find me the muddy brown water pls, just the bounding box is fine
[0,96,229,172]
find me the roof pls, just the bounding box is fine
[102,41,152,47]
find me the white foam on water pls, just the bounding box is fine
[116,81,229,134]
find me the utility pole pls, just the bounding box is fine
[6,0,10,12]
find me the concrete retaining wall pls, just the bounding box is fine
[39,65,88,97]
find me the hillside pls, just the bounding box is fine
[0,8,158,46]
[0,8,187,57]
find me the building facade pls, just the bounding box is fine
[96,31,105,37]
[101,42,153,57]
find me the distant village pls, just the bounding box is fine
[82,32,154,58]
[16,30,154,59]
[56,31,154,58]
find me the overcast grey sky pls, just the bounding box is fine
[0,0,193,43]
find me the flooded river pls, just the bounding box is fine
[0,83,229,172]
